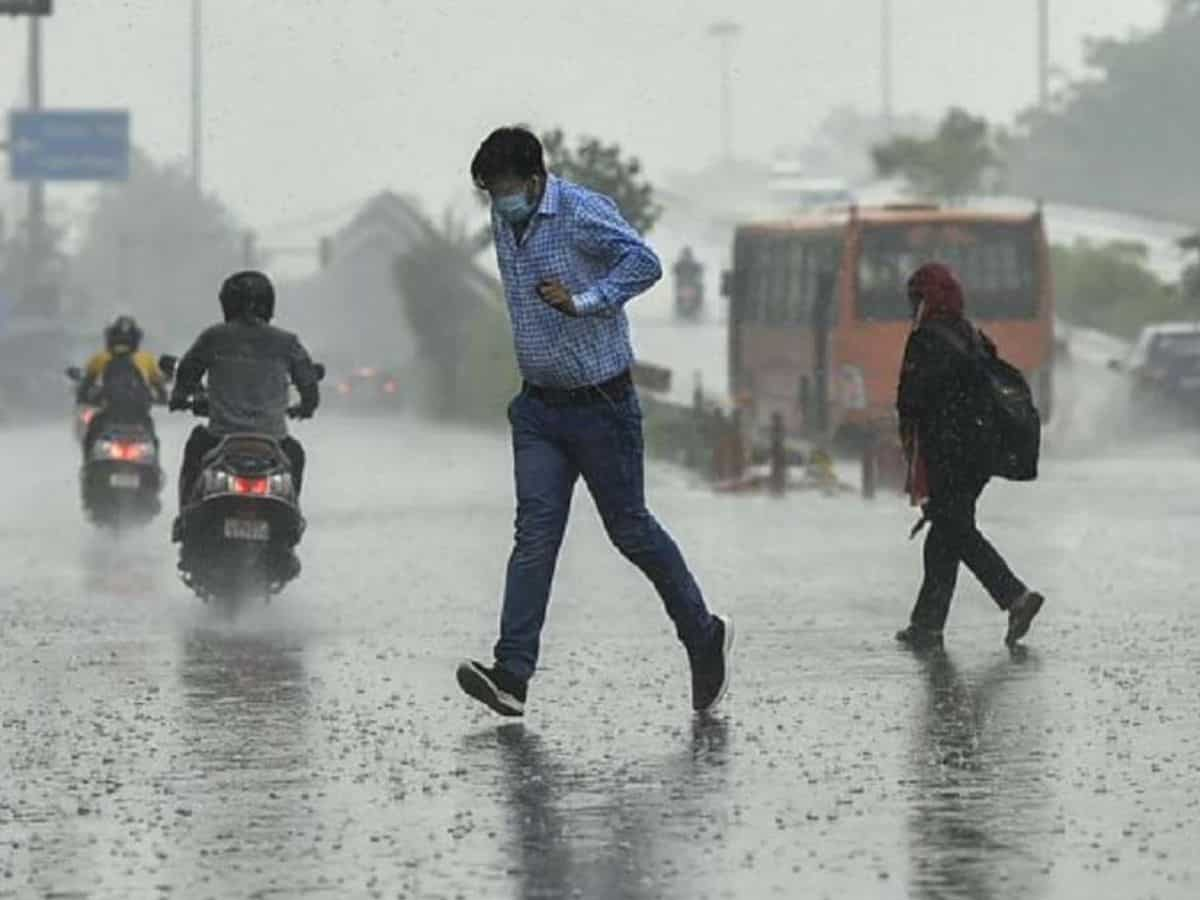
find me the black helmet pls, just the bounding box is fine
[219,270,275,323]
[104,315,143,353]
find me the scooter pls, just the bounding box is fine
[65,366,165,528]
[167,361,322,615]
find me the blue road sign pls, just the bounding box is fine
[8,110,130,181]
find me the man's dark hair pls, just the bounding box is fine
[470,127,546,189]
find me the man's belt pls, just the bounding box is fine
[524,370,633,407]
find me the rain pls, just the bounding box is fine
[1,2,1199,898]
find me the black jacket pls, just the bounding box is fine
[897,317,996,487]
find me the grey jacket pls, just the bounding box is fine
[174,318,319,437]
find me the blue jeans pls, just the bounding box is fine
[495,388,716,680]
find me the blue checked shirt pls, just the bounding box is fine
[491,175,662,389]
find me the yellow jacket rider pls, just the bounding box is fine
[78,316,167,450]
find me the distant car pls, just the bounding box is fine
[1116,322,1200,411]
[330,366,404,410]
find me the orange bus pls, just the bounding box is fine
[724,205,1054,448]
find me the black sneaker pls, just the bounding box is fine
[895,624,944,651]
[1005,592,1044,647]
[691,615,735,713]
[456,660,527,717]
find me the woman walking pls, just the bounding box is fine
[894,262,1044,650]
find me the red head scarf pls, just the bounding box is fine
[907,262,964,323]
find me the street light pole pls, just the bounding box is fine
[27,11,45,307]
[191,0,203,190]
[1037,0,1049,109]
[881,0,894,133]
[707,20,741,166]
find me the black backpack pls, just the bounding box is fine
[100,352,154,420]
[923,321,1041,482]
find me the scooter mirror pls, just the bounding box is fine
[158,354,178,378]
[64,366,82,382]
[313,363,326,382]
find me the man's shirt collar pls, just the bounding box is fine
[536,174,562,218]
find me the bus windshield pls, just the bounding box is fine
[857,222,1038,321]
[734,232,842,326]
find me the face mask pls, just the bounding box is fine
[493,188,537,225]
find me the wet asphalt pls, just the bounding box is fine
[1,414,1198,899]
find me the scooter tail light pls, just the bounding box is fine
[110,441,152,461]
[232,476,270,496]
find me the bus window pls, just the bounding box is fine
[785,236,842,325]
[733,231,843,326]
[765,236,790,325]
[787,241,806,322]
[811,241,841,324]
[857,223,1038,321]
[787,239,811,324]
[744,237,770,324]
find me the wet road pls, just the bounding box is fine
[1,415,1198,899]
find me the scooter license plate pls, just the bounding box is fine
[109,472,141,490]
[224,518,269,542]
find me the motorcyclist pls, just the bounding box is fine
[169,270,320,524]
[673,246,704,319]
[78,315,168,455]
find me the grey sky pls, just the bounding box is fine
[0,0,1166,246]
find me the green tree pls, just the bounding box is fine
[871,108,1002,202]
[789,106,934,186]
[1180,233,1200,313]
[70,149,242,346]
[0,214,69,318]
[393,214,517,422]
[1051,239,1178,338]
[541,128,661,234]
[1007,3,1200,220]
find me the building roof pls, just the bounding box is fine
[284,192,502,369]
